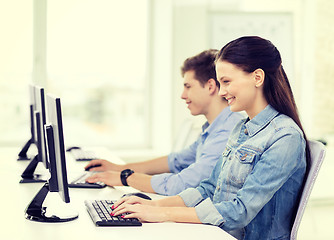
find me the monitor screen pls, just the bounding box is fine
[29,84,37,143]
[45,94,70,203]
[35,86,49,169]
[17,84,37,160]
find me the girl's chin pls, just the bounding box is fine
[230,105,241,112]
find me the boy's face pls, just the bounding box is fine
[181,70,211,116]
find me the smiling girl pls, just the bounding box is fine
[111,36,310,240]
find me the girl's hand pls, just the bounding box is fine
[111,196,167,222]
[112,196,156,209]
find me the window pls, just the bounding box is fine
[0,0,172,153]
[46,0,150,149]
[0,0,33,145]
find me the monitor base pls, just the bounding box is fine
[17,155,33,161]
[25,209,78,223]
[25,184,79,223]
[25,210,78,223]
[20,154,47,183]
[20,174,47,183]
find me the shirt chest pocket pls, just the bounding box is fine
[228,149,256,186]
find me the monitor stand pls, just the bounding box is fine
[20,154,47,183]
[17,138,34,161]
[25,183,79,222]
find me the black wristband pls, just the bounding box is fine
[120,169,134,186]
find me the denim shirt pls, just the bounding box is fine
[179,105,306,240]
[151,107,243,196]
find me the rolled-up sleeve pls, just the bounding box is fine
[195,198,225,226]
[151,159,212,195]
[178,188,203,207]
[178,156,227,227]
[178,188,225,226]
[167,141,198,173]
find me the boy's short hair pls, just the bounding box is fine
[181,49,219,87]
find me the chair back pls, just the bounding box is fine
[290,140,326,240]
[172,118,203,152]
[172,119,194,152]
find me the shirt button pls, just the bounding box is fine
[241,154,247,161]
[244,129,248,135]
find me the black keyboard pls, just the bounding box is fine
[69,171,106,188]
[69,149,99,161]
[85,200,142,226]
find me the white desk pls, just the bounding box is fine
[0,147,236,240]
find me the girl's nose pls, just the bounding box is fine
[218,87,227,97]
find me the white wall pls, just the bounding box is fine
[171,1,209,140]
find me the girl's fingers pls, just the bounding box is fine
[122,212,139,220]
[112,196,130,209]
[113,196,142,209]
[112,204,132,216]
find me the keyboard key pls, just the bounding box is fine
[85,200,142,226]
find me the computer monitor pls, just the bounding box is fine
[35,86,49,169]
[17,84,37,160]
[25,94,78,222]
[20,86,49,183]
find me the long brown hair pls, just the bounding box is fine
[216,36,310,170]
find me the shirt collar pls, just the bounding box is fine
[202,107,234,135]
[244,105,279,136]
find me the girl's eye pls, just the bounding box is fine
[219,78,229,85]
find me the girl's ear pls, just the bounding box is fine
[254,68,265,88]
